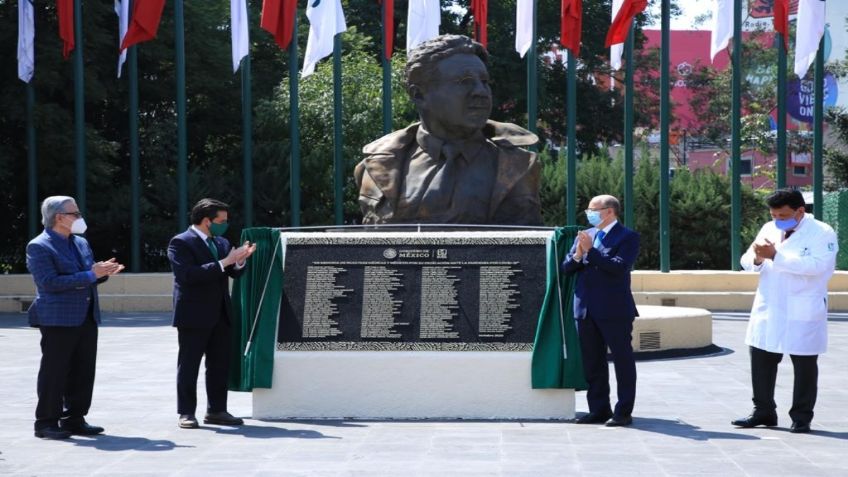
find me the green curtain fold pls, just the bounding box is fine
[531,226,587,390]
[228,227,283,392]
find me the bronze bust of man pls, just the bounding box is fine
[354,34,543,225]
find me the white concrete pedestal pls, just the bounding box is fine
[253,351,575,419]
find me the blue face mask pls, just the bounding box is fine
[774,217,798,231]
[586,210,603,227]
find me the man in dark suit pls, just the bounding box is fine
[27,196,124,439]
[168,198,255,429]
[562,194,640,427]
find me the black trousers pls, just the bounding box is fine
[35,316,98,430]
[750,346,818,424]
[577,314,637,417]
[176,316,232,415]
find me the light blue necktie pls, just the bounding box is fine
[593,230,606,249]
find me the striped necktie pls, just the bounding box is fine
[593,230,606,249]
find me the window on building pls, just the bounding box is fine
[740,157,752,175]
[793,165,807,176]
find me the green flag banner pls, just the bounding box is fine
[228,227,284,392]
[531,226,587,390]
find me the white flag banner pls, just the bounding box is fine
[515,0,534,58]
[231,0,249,73]
[302,0,347,77]
[610,0,624,70]
[795,0,826,78]
[709,0,733,63]
[115,0,129,78]
[407,0,440,53]
[18,0,35,83]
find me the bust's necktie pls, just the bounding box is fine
[206,237,219,260]
[594,230,606,249]
[783,230,794,242]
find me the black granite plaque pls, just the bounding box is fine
[277,233,549,351]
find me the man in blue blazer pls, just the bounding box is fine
[168,198,255,429]
[26,196,124,439]
[562,194,640,427]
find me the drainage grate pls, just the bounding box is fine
[20,300,32,313]
[639,331,661,351]
[661,298,677,307]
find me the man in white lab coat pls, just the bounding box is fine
[732,189,838,434]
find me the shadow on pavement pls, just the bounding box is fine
[69,435,190,451]
[631,417,762,441]
[0,314,30,329]
[776,429,848,440]
[260,419,370,429]
[206,423,341,439]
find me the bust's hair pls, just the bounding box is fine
[405,35,488,92]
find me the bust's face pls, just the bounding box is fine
[414,53,492,139]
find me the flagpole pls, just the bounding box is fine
[129,39,141,272]
[242,52,254,228]
[73,0,86,214]
[333,34,344,225]
[730,0,742,270]
[289,14,301,227]
[813,39,824,219]
[526,0,538,140]
[381,0,392,134]
[776,33,787,189]
[660,0,670,272]
[566,49,576,226]
[624,22,634,229]
[175,0,188,231]
[26,82,38,239]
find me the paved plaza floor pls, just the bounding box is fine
[1,311,847,476]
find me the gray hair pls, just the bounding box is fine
[41,196,75,228]
[405,34,488,93]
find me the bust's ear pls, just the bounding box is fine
[408,84,425,108]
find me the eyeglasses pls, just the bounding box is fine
[585,207,610,213]
[60,211,82,218]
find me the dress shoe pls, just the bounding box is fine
[731,413,778,428]
[34,426,72,440]
[790,421,811,433]
[575,411,613,424]
[204,411,243,426]
[179,414,199,429]
[60,420,104,436]
[605,415,633,427]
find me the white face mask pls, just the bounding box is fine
[70,217,88,235]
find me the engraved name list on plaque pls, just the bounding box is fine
[277,232,550,351]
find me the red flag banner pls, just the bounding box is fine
[471,0,487,48]
[379,0,394,59]
[605,0,647,48]
[750,0,799,18]
[261,0,298,50]
[57,0,74,59]
[773,0,790,50]
[560,0,582,55]
[120,0,166,51]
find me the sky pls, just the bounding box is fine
[647,0,714,31]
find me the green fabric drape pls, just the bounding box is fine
[229,227,284,391]
[531,227,587,390]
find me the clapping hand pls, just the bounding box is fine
[222,241,257,267]
[573,231,592,260]
[753,239,777,262]
[92,258,125,278]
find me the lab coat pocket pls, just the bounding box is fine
[787,295,827,322]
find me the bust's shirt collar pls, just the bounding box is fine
[415,125,486,163]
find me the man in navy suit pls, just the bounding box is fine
[562,194,640,427]
[168,198,256,429]
[26,196,124,439]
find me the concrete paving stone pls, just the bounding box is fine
[3,312,848,476]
